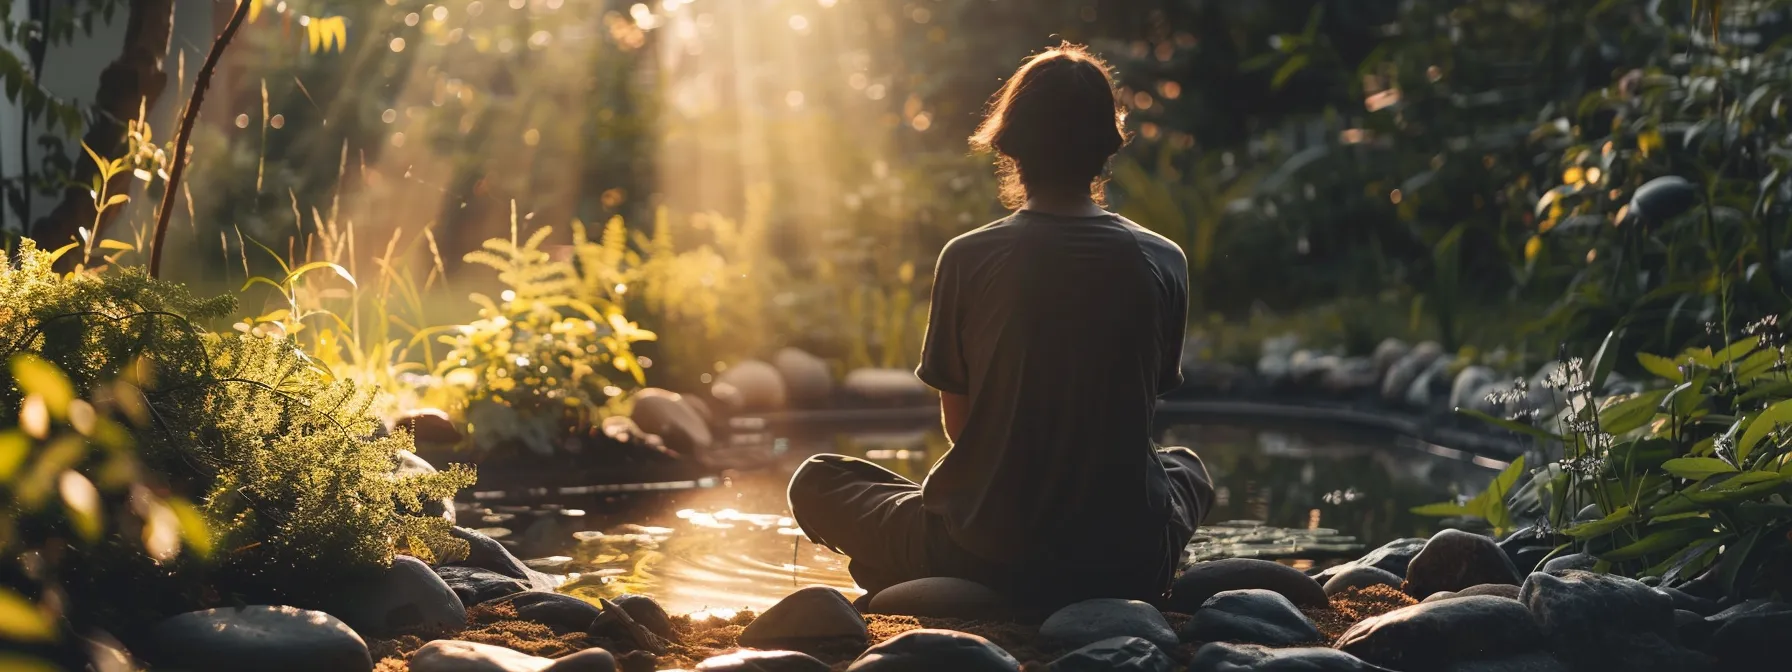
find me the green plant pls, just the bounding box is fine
[0,240,473,617]
[434,216,656,455]
[0,353,210,671]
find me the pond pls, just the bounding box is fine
[458,416,1504,616]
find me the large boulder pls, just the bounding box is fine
[1179,589,1321,646]
[1039,598,1178,651]
[1335,596,1544,670]
[1188,643,1386,672]
[1381,341,1444,401]
[397,408,462,444]
[1705,599,1792,670]
[449,527,558,591]
[321,555,466,638]
[773,348,834,407]
[1313,538,1426,584]
[146,605,372,672]
[842,368,931,405]
[613,594,674,639]
[1171,558,1328,612]
[1049,636,1174,672]
[866,577,1014,619]
[846,629,1020,672]
[1402,529,1520,599]
[1323,567,1403,597]
[629,389,714,455]
[695,649,830,672]
[737,586,868,648]
[409,640,614,672]
[489,592,601,635]
[434,565,528,606]
[1519,570,1708,672]
[1450,366,1502,412]
[712,360,787,412]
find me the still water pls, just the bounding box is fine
[460,420,1501,616]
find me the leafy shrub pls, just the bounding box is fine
[434,218,657,455]
[0,241,474,613]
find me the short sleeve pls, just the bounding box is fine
[1157,257,1189,394]
[914,247,970,395]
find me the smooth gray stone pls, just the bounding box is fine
[1189,642,1388,671]
[410,640,615,672]
[737,586,867,647]
[1336,596,1544,670]
[1040,598,1178,651]
[867,577,1014,619]
[1048,636,1173,672]
[847,629,1020,672]
[323,555,466,638]
[1323,566,1403,596]
[1402,529,1520,599]
[148,605,372,672]
[1180,589,1321,646]
[695,649,829,672]
[1172,559,1327,612]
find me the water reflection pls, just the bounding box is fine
[461,420,1497,615]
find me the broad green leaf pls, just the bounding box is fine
[1411,502,1472,516]
[1456,408,1562,443]
[1562,505,1635,538]
[1737,398,1792,464]
[1600,390,1669,434]
[0,588,54,641]
[1711,336,1761,367]
[59,471,102,542]
[96,239,134,251]
[1739,380,1792,403]
[1638,352,1685,381]
[1664,378,1707,417]
[1661,457,1737,480]
[167,498,213,559]
[9,354,73,417]
[1599,526,1719,563]
[1587,329,1621,395]
[0,431,25,479]
[1684,471,1784,504]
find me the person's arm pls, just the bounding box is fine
[940,391,969,444]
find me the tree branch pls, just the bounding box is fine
[150,0,252,279]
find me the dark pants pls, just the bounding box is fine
[786,447,1213,612]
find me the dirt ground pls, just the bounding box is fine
[369,585,1419,671]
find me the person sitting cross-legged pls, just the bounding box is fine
[786,42,1214,614]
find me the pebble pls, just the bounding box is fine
[1335,595,1544,670]
[322,555,466,638]
[435,566,529,607]
[450,527,559,590]
[737,587,868,648]
[866,577,1014,619]
[1048,636,1174,672]
[146,605,372,672]
[1180,589,1321,646]
[490,592,601,635]
[1039,598,1178,651]
[1171,558,1327,612]
[1188,642,1383,671]
[846,629,1020,672]
[694,649,830,672]
[1401,529,1520,599]
[1312,538,1425,584]
[410,640,614,672]
[614,594,674,639]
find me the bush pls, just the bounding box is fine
[0,241,474,619]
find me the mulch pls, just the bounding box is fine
[368,586,1419,671]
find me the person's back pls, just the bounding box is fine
[917,211,1189,568]
[786,42,1212,611]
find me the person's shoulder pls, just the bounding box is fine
[939,214,1023,258]
[1113,214,1187,265]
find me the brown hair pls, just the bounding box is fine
[969,42,1128,209]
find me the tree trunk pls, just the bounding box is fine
[33,0,177,263]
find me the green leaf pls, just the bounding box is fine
[0,588,54,642]
[1587,329,1621,397]
[1638,352,1685,381]
[1456,408,1562,443]
[9,354,73,417]
[1598,526,1719,563]
[1600,390,1669,435]
[286,260,357,288]
[167,498,213,560]
[1711,336,1761,367]
[1661,457,1738,480]
[1561,505,1635,538]
[1737,398,1792,465]
[1411,501,1472,516]
[1271,53,1310,90]
[0,431,26,480]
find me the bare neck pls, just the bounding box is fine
[1022,190,1108,218]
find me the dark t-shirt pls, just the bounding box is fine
[913,210,1189,564]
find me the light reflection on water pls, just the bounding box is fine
[462,421,1497,615]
